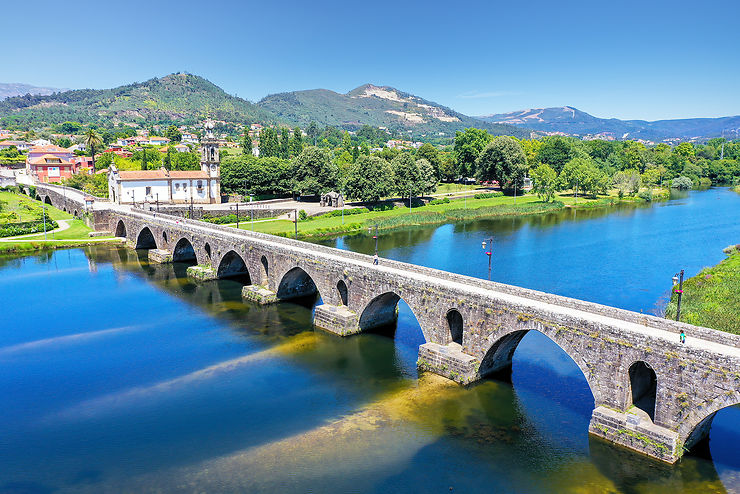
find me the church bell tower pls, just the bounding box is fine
[200,119,221,201]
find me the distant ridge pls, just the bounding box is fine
[0,73,277,128]
[258,83,527,137]
[0,82,66,100]
[477,106,740,140]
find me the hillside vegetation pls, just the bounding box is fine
[258,84,527,138]
[0,73,277,128]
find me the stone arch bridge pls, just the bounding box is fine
[34,184,740,464]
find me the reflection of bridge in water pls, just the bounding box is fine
[36,183,740,463]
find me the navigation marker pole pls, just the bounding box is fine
[673,269,685,321]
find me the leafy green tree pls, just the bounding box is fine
[306,121,320,146]
[454,128,492,177]
[438,155,456,182]
[259,128,279,157]
[530,163,558,202]
[641,168,661,187]
[292,147,337,195]
[165,125,182,143]
[475,136,527,191]
[416,143,441,178]
[242,133,252,155]
[56,137,72,148]
[291,127,303,156]
[343,155,392,202]
[172,150,200,170]
[559,157,608,198]
[671,176,693,189]
[84,129,103,171]
[416,158,437,196]
[612,169,641,197]
[536,136,576,173]
[279,127,291,159]
[59,121,82,133]
[221,155,292,195]
[132,147,161,170]
[163,146,174,170]
[95,152,113,169]
[391,152,421,198]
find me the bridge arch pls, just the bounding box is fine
[114,220,127,238]
[478,326,598,402]
[44,196,52,206]
[135,227,157,250]
[73,209,79,218]
[357,291,428,341]
[217,250,252,283]
[204,242,212,260]
[337,280,348,306]
[628,361,657,422]
[172,237,197,263]
[260,255,269,285]
[162,231,168,245]
[446,309,463,345]
[680,391,740,455]
[277,266,319,301]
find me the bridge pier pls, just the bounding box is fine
[186,265,218,282]
[417,342,479,385]
[589,406,679,463]
[148,249,173,264]
[242,285,278,305]
[313,304,360,336]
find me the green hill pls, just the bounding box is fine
[258,84,527,138]
[0,73,277,129]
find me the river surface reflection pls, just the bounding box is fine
[0,188,739,492]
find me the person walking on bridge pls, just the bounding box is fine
[373,253,379,265]
[680,329,686,344]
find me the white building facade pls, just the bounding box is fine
[108,121,221,205]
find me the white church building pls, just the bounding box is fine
[109,121,221,205]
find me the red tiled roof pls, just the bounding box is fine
[116,169,209,181]
[28,144,70,154]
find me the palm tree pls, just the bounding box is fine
[84,129,103,171]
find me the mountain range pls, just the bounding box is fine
[257,84,526,137]
[478,106,740,141]
[0,82,65,100]
[1,74,738,141]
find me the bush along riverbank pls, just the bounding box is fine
[665,245,740,335]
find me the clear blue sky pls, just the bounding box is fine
[3,0,739,121]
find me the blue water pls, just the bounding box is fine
[0,188,738,493]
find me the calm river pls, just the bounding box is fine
[1,188,739,493]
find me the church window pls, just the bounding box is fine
[145,186,151,195]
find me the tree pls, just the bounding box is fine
[559,157,608,198]
[56,137,72,148]
[536,136,576,173]
[171,150,200,170]
[416,158,437,196]
[242,133,253,155]
[292,147,337,196]
[343,155,392,202]
[163,146,174,170]
[438,155,456,182]
[59,121,82,133]
[416,143,441,178]
[530,163,558,202]
[221,155,292,195]
[671,176,693,189]
[165,125,182,143]
[259,128,279,157]
[306,121,320,146]
[84,129,103,171]
[291,127,303,156]
[390,152,421,198]
[279,127,291,159]
[475,136,527,192]
[454,128,492,178]
[612,169,641,197]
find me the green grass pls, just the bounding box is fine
[22,219,105,240]
[433,183,485,194]
[0,239,120,255]
[0,190,72,222]
[665,248,740,334]
[237,188,666,239]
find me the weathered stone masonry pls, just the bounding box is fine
[35,183,740,464]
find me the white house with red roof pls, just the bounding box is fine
[108,121,221,204]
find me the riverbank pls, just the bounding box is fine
[665,246,740,334]
[241,188,668,240]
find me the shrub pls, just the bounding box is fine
[474,192,504,199]
[428,197,450,205]
[671,176,693,190]
[299,209,308,221]
[638,189,654,202]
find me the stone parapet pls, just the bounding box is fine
[313,304,360,336]
[589,406,679,463]
[242,285,278,305]
[186,265,218,282]
[148,249,173,264]
[417,342,479,385]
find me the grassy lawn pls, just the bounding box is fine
[22,219,106,240]
[0,190,73,222]
[665,248,740,334]
[433,183,486,194]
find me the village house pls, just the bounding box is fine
[71,156,94,174]
[26,144,75,183]
[0,140,31,151]
[147,136,170,146]
[181,132,198,144]
[108,121,220,204]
